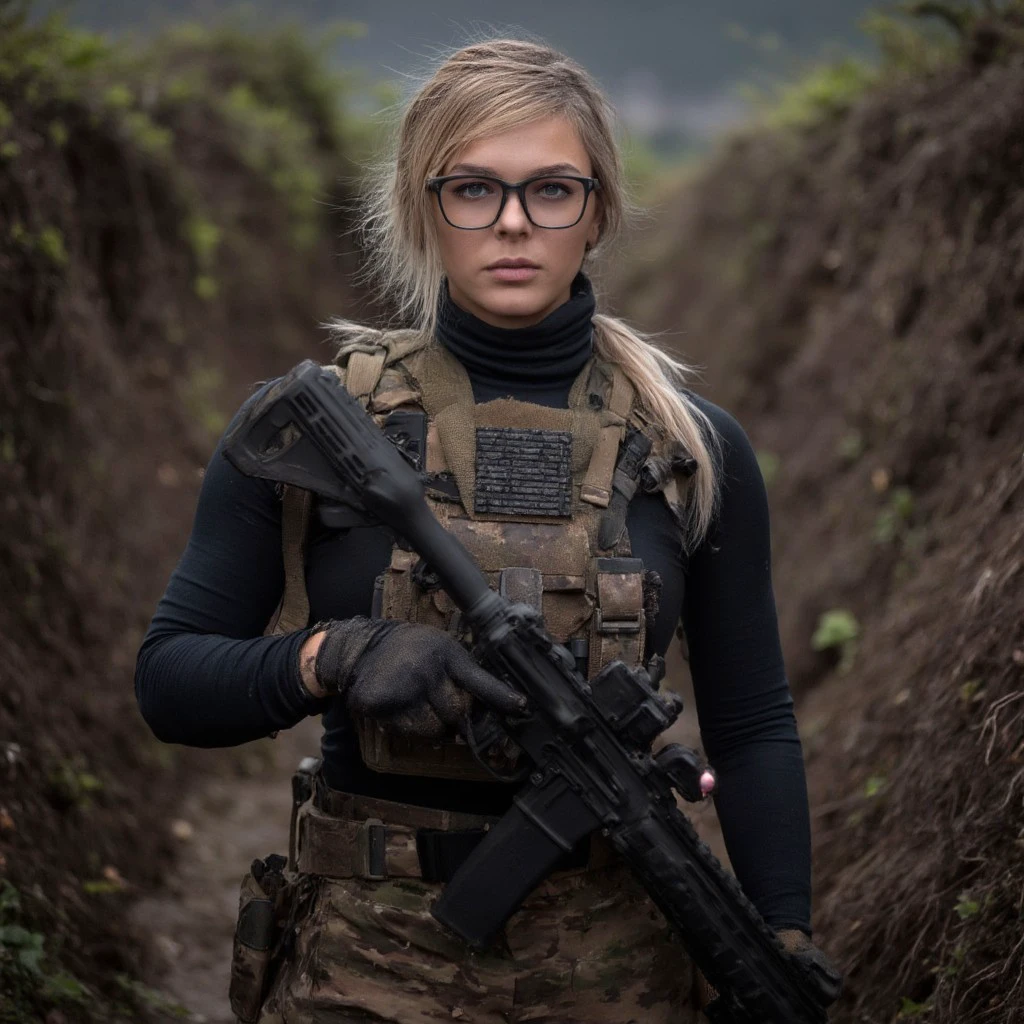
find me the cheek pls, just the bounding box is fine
[435,222,478,272]
[546,225,590,263]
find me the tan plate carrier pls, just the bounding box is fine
[266,329,694,782]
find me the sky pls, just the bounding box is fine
[48,0,884,146]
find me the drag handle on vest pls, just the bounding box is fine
[222,361,842,1024]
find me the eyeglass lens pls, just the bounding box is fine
[437,177,588,228]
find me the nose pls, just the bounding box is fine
[495,189,530,235]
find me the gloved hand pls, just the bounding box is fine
[313,616,526,740]
[694,929,843,1013]
[776,928,844,1006]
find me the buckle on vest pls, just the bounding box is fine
[594,607,642,635]
[360,818,387,880]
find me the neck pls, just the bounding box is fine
[435,271,596,407]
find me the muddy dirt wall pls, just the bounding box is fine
[0,11,372,1020]
[611,10,1024,1022]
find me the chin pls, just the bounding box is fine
[475,284,563,326]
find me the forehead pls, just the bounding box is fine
[445,115,592,177]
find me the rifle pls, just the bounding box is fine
[223,360,842,1023]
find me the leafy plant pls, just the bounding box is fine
[897,995,933,1017]
[114,974,191,1018]
[47,758,103,807]
[0,881,94,1016]
[874,486,915,544]
[812,609,860,673]
[743,0,1024,135]
[864,774,888,797]
[762,58,878,130]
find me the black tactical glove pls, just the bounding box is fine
[695,929,843,1012]
[776,928,844,1006]
[314,617,526,740]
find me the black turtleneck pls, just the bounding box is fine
[135,278,812,934]
[437,271,595,406]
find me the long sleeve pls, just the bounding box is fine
[135,385,329,747]
[682,398,812,935]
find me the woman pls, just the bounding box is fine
[136,38,837,1023]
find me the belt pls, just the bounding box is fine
[293,780,606,883]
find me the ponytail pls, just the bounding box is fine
[593,314,720,552]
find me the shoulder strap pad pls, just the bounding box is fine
[331,327,432,402]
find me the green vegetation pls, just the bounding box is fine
[864,773,888,797]
[953,891,981,919]
[8,220,69,268]
[114,975,191,1019]
[874,485,915,544]
[1,876,188,1020]
[745,1,1024,131]
[47,758,103,808]
[0,881,93,1020]
[959,678,984,703]
[812,608,861,672]
[759,57,878,130]
[0,0,391,314]
[897,995,934,1018]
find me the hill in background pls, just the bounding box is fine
[44,0,883,152]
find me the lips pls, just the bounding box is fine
[486,259,539,269]
[486,262,540,282]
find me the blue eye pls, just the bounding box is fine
[530,179,575,201]
[450,180,495,200]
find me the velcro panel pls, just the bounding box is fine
[499,567,544,612]
[474,427,572,517]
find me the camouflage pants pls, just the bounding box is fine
[255,863,699,1023]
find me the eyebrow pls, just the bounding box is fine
[446,162,586,177]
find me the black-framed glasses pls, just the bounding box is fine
[425,174,600,229]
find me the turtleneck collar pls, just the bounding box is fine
[436,271,596,407]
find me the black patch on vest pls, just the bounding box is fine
[474,427,572,517]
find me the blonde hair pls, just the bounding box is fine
[333,38,720,550]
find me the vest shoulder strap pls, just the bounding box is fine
[331,327,432,399]
[266,483,315,636]
[580,359,636,509]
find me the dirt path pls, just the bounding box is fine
[129,672,726,1023]
[130,719,322,1023]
